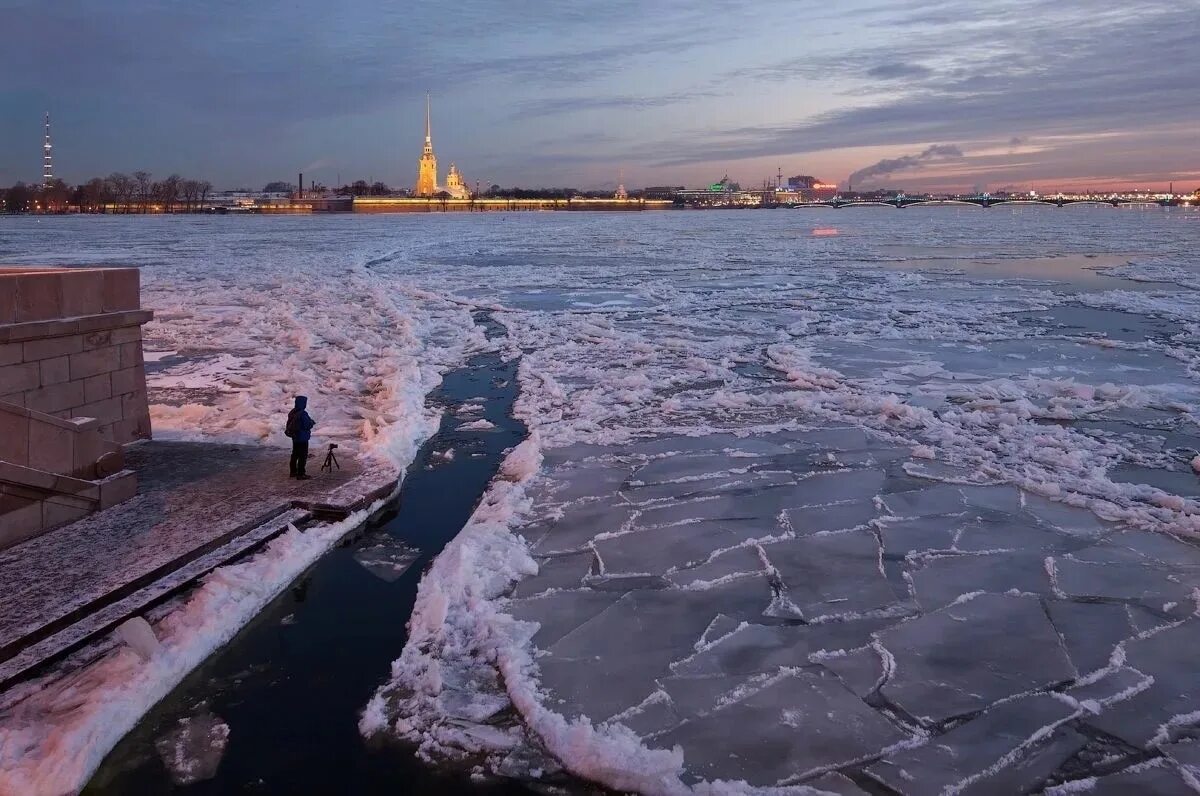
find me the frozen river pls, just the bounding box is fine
[3,208,1200,793]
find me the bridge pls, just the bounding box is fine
[785,197,1190,209]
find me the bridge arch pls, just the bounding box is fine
[903,199,985,208]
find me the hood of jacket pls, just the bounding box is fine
[294,396,308,410]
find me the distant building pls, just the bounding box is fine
[776,179,838,202]
[674,176,759,207]
[415,95,438,197]
[413,95,471,198]
[443,163,470,199]
[642,186,684,200]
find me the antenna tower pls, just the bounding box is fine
[42,112,53,187]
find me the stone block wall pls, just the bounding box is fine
[0,267,153,444]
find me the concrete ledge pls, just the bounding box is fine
[0,460,101,502]
[0,310,154,345]
[0,441,400,687]
[0,267,141,325]
[0,507,311,692]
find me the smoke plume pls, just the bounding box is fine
[847,144,963,187]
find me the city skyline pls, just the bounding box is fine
[0,1,1197,192]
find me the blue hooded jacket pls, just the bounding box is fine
[288,396,315,442]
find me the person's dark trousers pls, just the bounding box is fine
[290,441,309,477]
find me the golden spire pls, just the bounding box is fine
[424,92,432,152]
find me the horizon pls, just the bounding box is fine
[1,1,1198,193]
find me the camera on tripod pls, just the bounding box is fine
[321,442,340,472]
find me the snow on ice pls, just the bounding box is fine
[5,211,1200,793]
[353,211,1200,793]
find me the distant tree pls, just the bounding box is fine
[154,174,182,212]
[197,180,212,208]
[179,179,198,211]
[106,173,136,213]
[370,181,389,196]
[133,170,153,212]
[350,179,370,197]
[4,182,31,213]
[81,177,110,212]
[40,178,70,212]
[264,181,294,193]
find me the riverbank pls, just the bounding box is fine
[82,349,563,794]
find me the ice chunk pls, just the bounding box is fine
[1061,758,1195,795]
[1083,620,1200,747]
[594,518,772,576]
[650,670,909,785]
[1022,494,1110,537]
[623,473,787,503]
[611,691,683,738]
[760,530,900,619]
[633,454,747,484]
[510,589,625,649]
[881,485,966,517]
[1045,601,1139,673]
[817,646,884,698]
[1066,665,1154,708]
[783,500,879,536]
[878,514,962,555]
[800,772,871,795]
[538,581,770,721]
[667,546,765,588]
[1163,739,1200,777]
[660,673,753,720]
[877,594,1076,722]
[909,552,1053,611]
[351,535,419,582]
[960,484,1025,513]
[511,551,594,597]
[116,616,161,661]
[435,661,511,723]
[867,694,1084,795]
[953,516,1073,554]
[154,712,230,786]
[765,469,887,509]
[527,500,634,553]
[674,618,895,678]
[1051,557,1198,604]
[779,427,880,451]
[1101,530,1200,570]
[539,465,631,503]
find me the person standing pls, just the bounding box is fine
[285,396,316,479]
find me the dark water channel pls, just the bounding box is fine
[87,340,535,794]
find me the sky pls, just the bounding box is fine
[0,0,1197,193]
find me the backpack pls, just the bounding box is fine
[284,410,298,438]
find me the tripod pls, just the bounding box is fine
[321,443,340,473]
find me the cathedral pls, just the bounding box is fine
[413,95,470,199]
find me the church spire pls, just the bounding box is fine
[415,93,438,196]
[424,93,432,152]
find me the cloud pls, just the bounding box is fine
[517,89,718,119]
[865,63,933,80]
[0,0,1196,189]
[649,2,1200,181]
[847,144,963,187]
